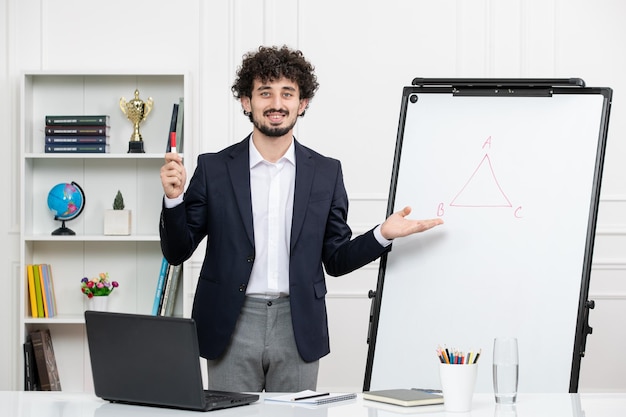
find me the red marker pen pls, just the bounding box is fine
[170,132,177,154]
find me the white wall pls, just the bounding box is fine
[1,0,625,392]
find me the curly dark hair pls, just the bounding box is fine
[231,45,319,117]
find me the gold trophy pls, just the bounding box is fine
[120,89,153,153]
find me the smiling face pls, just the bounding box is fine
[241,77,310,139]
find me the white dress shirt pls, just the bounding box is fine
[245,138,295,298]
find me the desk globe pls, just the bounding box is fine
[47,181,85,235]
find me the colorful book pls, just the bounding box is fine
[163,264,182,316]
[30,329,62,391]
[46,264,58,318]
[159,264,174,316]
[32,264,44,318]
[35,265,51,318]
[41,264,56,318]
[26,265,38,318]
[45,144,109,153]
[23,335,40,391]
[45,126,109,136]
[45,115,110,126]
[45,135,108,144]
[151,257,169,315]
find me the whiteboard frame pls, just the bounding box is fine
[363,79,612,393]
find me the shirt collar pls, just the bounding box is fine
[249,135,296,168]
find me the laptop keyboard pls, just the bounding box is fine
[204,391,233,403]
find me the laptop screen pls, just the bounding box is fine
[85,311,209,410]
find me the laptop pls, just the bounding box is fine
[85,311,259,411]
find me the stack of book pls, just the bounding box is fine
[152,257,182,316]
[24,329,62,391]
[26,264,57,318]
[44,115,110,153]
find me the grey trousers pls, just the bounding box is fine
[207,296,319,392]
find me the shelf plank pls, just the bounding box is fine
[25,153,173,160]
[24,316,85,325]
[24,234,160,242]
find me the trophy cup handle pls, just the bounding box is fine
[119,97,127,116]
[144,98,154,119]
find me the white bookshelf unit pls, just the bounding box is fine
[19,71,190,392]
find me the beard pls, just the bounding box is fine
[251,110,297,137]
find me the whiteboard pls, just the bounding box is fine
[365,82,611,393]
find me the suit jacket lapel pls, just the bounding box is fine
[227,137,315,250]
[291,141,314,250]
[227,136,255,246]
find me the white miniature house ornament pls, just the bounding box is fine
[104,190,131,235]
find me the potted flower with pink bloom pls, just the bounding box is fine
[81,272,119,311]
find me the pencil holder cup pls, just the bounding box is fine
[439,363,478,412]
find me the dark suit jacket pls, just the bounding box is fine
[160,136,390,362]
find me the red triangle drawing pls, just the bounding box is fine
[450,154,512,207]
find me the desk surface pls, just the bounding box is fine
[2,392,625,417]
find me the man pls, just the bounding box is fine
[159,45,443,392]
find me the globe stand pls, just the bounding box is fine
[48,181,85,236]
[51,219,76,236]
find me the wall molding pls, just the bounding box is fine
[8,261,18,389]
[588,293,626,301]
[592,259,626,270]
[348,193,388,202]
[596,227,626,235]
[600,194,626,202]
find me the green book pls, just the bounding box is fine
[45,115,109,126]
[32,264,44,318]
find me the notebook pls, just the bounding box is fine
[265,390,357,405]
[362,388,444,407]
[84,311,259,412]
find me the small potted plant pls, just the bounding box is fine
[81,272,119,311]
[104,190,131,235]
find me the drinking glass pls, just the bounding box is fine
[492,337,519,404]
